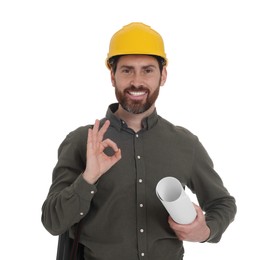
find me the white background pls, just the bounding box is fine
[1,0,275,259]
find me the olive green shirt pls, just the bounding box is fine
[42,103,236,260]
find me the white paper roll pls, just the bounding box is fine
[156,176,197,224]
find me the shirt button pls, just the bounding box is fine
[137,155,141,159]
[80,212,84,216]
[140,229,144,233]
[141,253,145,257]
[136,134,139,138]
[91,190,94,194]
[138,179,143,183]
[139,203,143,207]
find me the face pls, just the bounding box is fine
[111,55,167,114]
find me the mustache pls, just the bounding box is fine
[124,85,149,92]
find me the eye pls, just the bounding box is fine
[120,67,133,75]
[145,69,152,73]
[143,66,155,74]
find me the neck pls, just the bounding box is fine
[115,104,155,132]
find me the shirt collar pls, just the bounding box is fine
[105,103,159,132]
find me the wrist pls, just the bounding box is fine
[82,171,99,184]
[200,226,211,243]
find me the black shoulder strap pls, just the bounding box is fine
[56,230,71,260]
[70,222,83,260]
[56,222,84,260]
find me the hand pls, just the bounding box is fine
[82,119,121,184]
[168,204,210,242]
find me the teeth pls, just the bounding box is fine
[129,91,145,96]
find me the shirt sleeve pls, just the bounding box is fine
[41,126,96,236]
[188,137,237,243]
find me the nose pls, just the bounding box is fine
[130,73,144,88]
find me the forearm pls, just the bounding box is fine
[41,174,96,235]
[204,195,237,243]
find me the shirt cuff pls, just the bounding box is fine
[204,220,221,243]
[73,174,97,201]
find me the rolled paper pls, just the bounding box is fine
[156,176,197,224]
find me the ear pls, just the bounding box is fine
[160,67,167,86]
[110,70,116,87]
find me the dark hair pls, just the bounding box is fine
[108,55,166,73]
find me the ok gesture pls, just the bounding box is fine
[82,119,121,184]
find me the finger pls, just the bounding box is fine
[87,128,93,150]
[87,128,92,144]
[87,128,97,157]
[101,138,122,162]
[168,217,186,240]
[92,119,100,144]
[102,138,119,152]
[111,148,122,163]
[97,120,110,141]
[168,216,191,232]
[193,204,204,219]
[114,148,122,160]
[168,216,181,230]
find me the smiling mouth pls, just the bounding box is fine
[128,91,147,96]
[126,90,148,101]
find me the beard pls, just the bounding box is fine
[115,83,161,114]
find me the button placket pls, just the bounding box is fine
[134,132,147,259]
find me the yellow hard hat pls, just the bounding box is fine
[106,22,167,69]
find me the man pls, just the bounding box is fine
[42,22,237,260]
